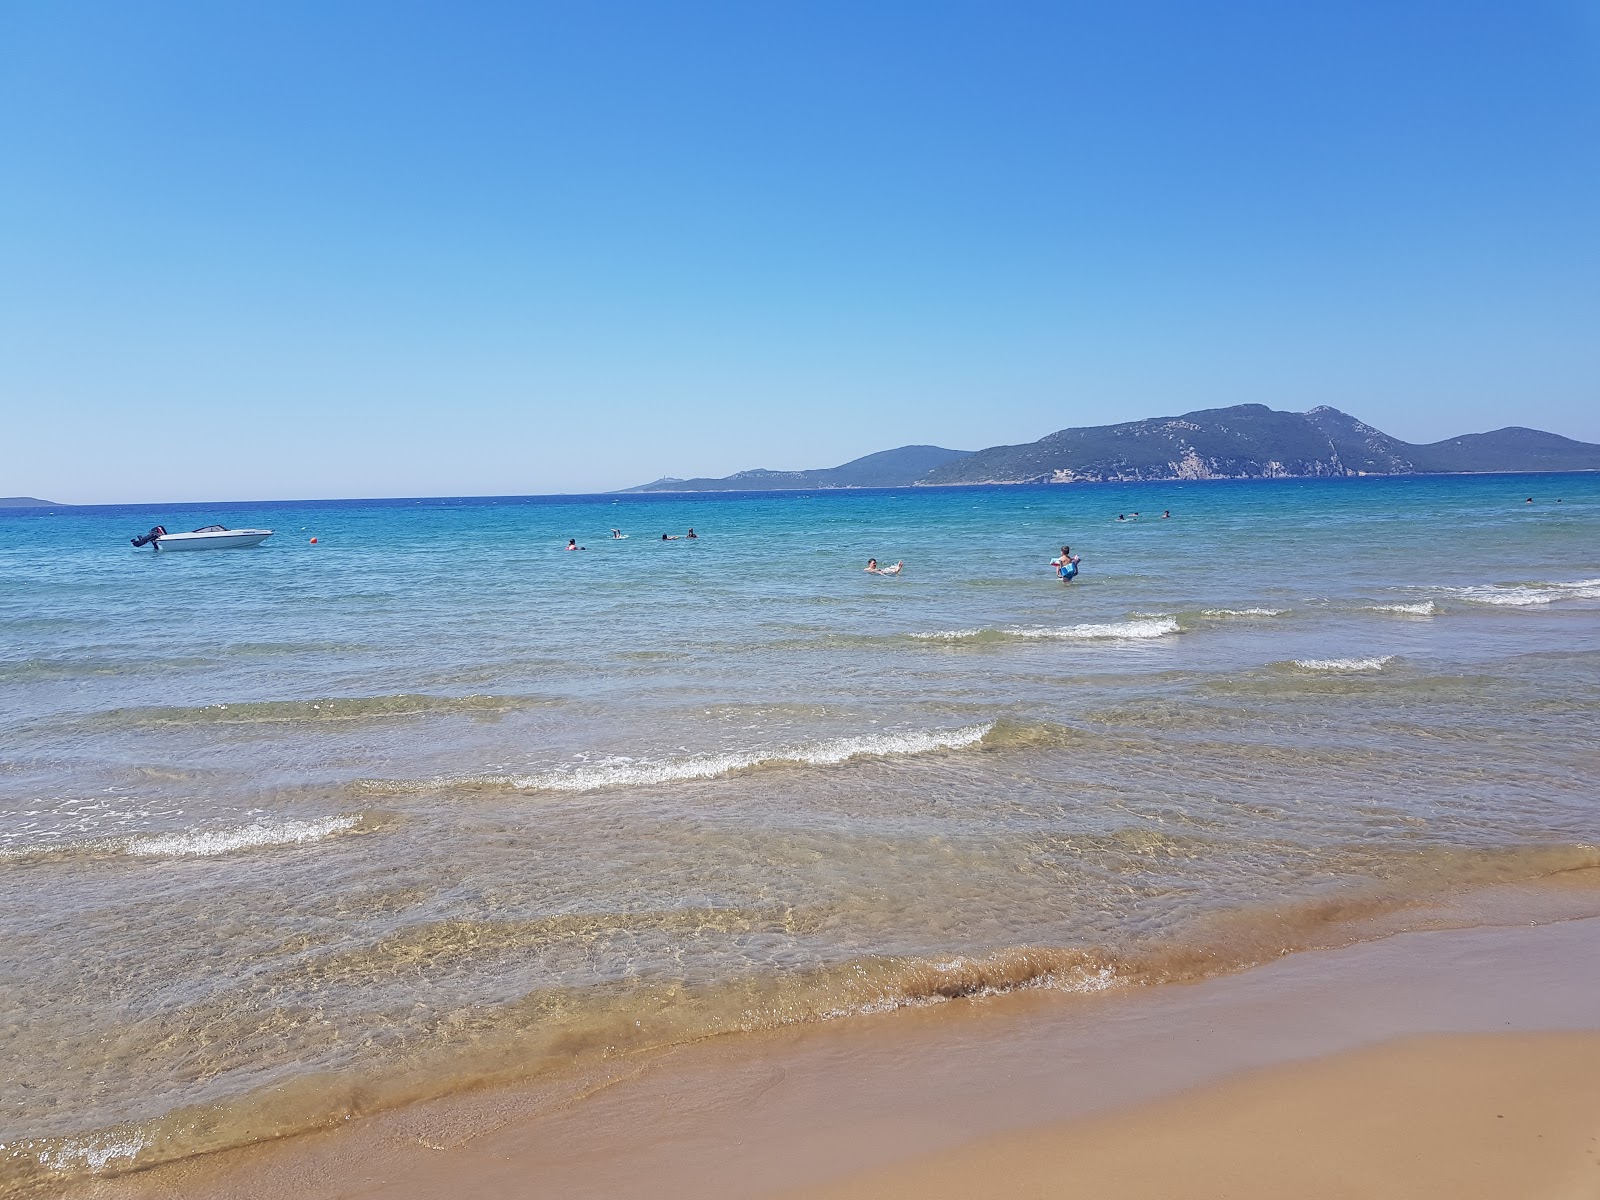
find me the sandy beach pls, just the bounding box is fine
[80,875,1600,1200]
[798,1033,1600,1200]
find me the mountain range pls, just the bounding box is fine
[624,405,1600,490]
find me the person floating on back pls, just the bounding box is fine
[865,558,903,575]
[1051,546,1081,582]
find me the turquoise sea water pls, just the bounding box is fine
[4,475,1599,1189]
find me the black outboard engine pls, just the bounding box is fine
[130,525,167,548]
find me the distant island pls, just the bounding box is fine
[623,405,1600,491]
[0,496,63,508]
[624,445,972,492]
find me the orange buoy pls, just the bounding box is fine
[309,537,319,544]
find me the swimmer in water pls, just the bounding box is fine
[661,533,681,540]
[686,528,697,538]
[565,539,579,551]
[865,559,903,575]
[611,528,624,539]
[1117,514,1126,522]
[1050,546,1081,582]
[1162,510,1171,519]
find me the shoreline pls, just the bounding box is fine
[623,466,1600,493]
[16,851,1596,1193]
[78,873,1600,1200]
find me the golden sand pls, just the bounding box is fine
[797,1033,1600,1200]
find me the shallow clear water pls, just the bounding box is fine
[3,476,1599,1189]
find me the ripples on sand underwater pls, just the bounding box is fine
[2,475,1599,1194]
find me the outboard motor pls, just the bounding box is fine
[130,525,167,548]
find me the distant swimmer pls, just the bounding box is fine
[1162,510,1171,519]
[565,539,585,551]
[686,528,698,538]
[1117,514,1127,522]
[865,558,903,575]
[661,533,681,540]
[1526,497,1534,504]
[611,528,625,539]
[1050,546,1081,582]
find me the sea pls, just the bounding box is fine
[3,474,1599,1192]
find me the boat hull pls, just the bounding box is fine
[154,531,274,551]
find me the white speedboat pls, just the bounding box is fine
[130,524,274,551]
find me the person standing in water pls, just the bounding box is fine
[1050,546,1080,582]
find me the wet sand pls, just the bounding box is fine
[83,879,1600,1200]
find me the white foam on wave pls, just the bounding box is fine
[122,814,361,857]
[915,618,1179,642]
[1016,617,1180,640]
[1446,578,1600,608]
[1201,607,1288,619]
[0,815,379,863]
[33,1127,150,1173]
[1367,601,1438,616]
[31,1126,150,1177]
[492,724,995,793]
[1293,656,1394,672]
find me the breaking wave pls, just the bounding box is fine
[1199,607,1289,619]
[912,617,1180,643]
[390,723,1000,795]
[1445,577,1600,608]
[1,812,382,864]
[1367,601,1438,616]
[1292,656,1394,672]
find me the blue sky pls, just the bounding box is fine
[3,1,1598,502]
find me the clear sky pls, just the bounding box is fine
[3,1,1598,503]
